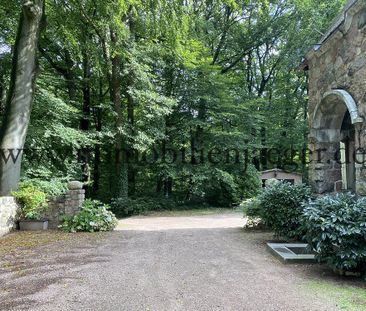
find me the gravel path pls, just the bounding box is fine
[0,212,338,311]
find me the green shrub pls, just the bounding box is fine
[241,197,265,229]
[20,179,67,197]
[241,197,262,218]
[12,183,48,220]
[60,199,118,232]
[255,182,312,239]
[301,193,366,274]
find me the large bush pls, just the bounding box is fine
[302,193,366,274]
[12,183,48,220]
[60,199,118,232]
[246,182,311,239]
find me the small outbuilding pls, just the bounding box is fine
[260,169,303,187]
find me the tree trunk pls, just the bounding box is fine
[80,50,91,191]
[0,74,5,116]
[126,74,136,196]
[0,0,44,195]
[92,79,103,195]
[110,29,128,198]
[260,127,268,170]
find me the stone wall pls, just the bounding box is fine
[0,197,19,237]
[305,0,366,194]
[44,181,85,229]
[307,2,366,121]
[0,181,85,235]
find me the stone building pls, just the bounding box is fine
[303,0,366,195]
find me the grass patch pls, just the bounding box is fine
[306,281,366,311]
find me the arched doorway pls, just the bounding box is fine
[309,90,363,194]
[340,111,355,191]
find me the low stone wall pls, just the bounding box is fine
[0,197,19,237]
[0,181,85,235]
[44,181,85,229]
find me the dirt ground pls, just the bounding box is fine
[0,212,361,310]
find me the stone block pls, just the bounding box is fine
[67,181,83,190]
[310,169,325,181]
[334,180,344,192]
[326,169,342,182]
[356,182,366,196]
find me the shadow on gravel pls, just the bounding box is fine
[0,232,113,311]
[1,223,365,311]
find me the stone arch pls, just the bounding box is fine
[313,90,363,129]
[310,90,363,143]
[309,89,363,193]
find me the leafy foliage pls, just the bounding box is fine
[250,182,312,239]
[60,200,118,232]
[20,174,68,197]
[0,1,346,211]
[204,166,260,207]
[241,197,266,229]
[301,193,366,274]
[241,197,262,218]
[236,165,262,200]
[204,169,240,207]
[12,183,48,220]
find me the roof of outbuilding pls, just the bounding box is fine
[260,169,302,177]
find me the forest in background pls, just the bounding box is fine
[0,0,347,214]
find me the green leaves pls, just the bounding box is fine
[60,199,118,232]
[1,0,349,206]
[12,182,48,220]
[249,181,312,239]
[302,193,366,274]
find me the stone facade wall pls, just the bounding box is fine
[306,0,366,194]
[307,2,366,120]
[308,141,342,193]
[0,197,19,237]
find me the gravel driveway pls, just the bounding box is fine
[0,212,338,311]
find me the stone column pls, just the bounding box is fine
[45,181,85,229]
[65,181,85,215]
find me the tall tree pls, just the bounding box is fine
[0,0,44,195]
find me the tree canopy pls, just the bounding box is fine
[0,0,347,212]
